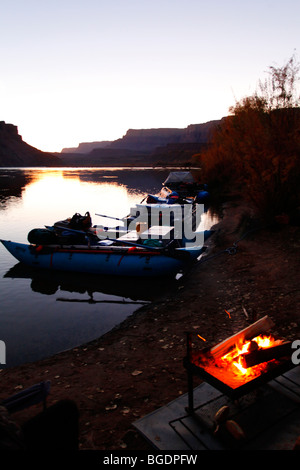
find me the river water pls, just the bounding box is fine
[0,167,217,367]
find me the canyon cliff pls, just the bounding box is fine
[59,119,221,167]
[109,120,220,151]
[0,118,222,167]
[0,122,60,167]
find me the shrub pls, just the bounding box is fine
[197,55,300,219]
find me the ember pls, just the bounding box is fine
[184,316,295,400]
[222,334,284,375]
[195,334,287,389]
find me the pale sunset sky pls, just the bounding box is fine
[0,0,299,152]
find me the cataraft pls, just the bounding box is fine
[94,171,210,240]
[1,172,213,278]
[1,231,212,279]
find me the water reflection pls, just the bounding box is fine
[0,169,37,209]
[0,167,183,367]
[0,167,194,212]
[0,168,171,224]
[4,262,176,302]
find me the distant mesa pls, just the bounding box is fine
[0,119,223,168]
[58,120,222,167]
[61,141,112,154]
[107,121,220,152]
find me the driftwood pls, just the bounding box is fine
[210,316,275,359]
[239,341,292,369]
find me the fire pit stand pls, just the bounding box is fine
[170,322,300,449]
[133,319,300,450]
[184,332,295,411]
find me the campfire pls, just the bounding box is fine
[184,316,294,401]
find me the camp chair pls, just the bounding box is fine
[1,381,51,414]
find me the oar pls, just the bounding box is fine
[104,236,192,261]
[102,236,164,251]
[95,213,125,222]
[46,225,157,250]
[45,225,92,236]
[47,226,190,260]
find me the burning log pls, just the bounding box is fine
[238,341,292,369]
[184,316,296,405]
[210,315,275,359]
[184,314,296,405]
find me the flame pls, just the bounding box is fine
[220,334,283,381]
[194,334,284,389]
[221,335,282,375]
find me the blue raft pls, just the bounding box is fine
[0,238,208,278]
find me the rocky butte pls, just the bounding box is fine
[0,121,60,167]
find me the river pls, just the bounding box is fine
[0,167,218,367]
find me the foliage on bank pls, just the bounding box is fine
[194,55,300,220]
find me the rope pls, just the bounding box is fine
[197,225,263,265]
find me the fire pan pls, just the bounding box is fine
[183,317,296,407]
[184,346,295,402]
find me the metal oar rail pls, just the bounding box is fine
[50,225,194,261]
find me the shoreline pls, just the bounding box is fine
[0,198,299,450]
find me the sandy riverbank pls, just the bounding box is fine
[0,198,299,450]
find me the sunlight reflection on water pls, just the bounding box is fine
[0,168,218,367]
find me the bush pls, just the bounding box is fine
[197,55,300,220]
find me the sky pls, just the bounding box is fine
[0,0,299,153]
